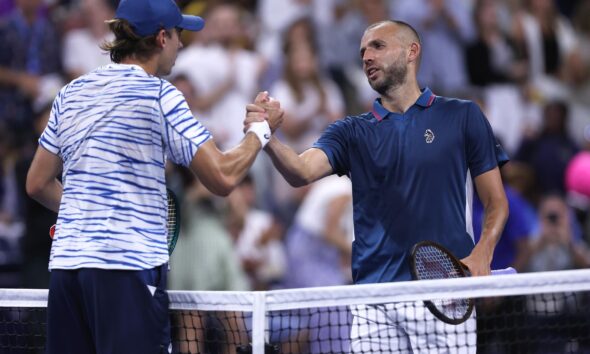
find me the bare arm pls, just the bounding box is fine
[189,134,263,196]
[264,137,334,187]
[243,97,334,187]
[26,146,63,213]
[461,167,508,276]
[191,92,284,196]
[0,67,39,98]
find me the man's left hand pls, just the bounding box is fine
[461,249,492,277]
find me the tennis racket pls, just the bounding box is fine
[166,188,181,255]
[48,189,181,255]
[409,240,516,325]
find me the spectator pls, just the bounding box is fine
[515,100,579,196]
[0,0,62,136]
[514,0,580,99]
[0,122,25,287]
[396,0,475,95]
[168,177,251,354]
[272,22,344,153]
[267,22,345,224]
[228,175,286,291]
[466,0,528,87]
[317,0,391,113]
[282,174,353,289]
[528,193,590,272]
[14,104,55,289]
[62,0,115,80]
[525,193,590,354]
[172,3,266,150]
[273,175,353,354]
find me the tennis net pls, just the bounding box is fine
[1,269,590,353]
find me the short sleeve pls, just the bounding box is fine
[312,118,351,176]
[39,89,63,156]
[159,80,212,167]
[465,102,509,178]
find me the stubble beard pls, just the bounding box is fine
[369,56,408,96]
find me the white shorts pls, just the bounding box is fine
[350,301,476,353]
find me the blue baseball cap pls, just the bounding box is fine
[115,0,205,37]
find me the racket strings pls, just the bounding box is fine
[167,193,177,246]
[415,245,471,319]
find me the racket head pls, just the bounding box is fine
[409,240,474,325]
[166,189,181,255]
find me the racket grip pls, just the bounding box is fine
[491,267,517,275]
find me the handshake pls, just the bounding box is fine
[243,91,284,148]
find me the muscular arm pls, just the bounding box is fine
[26,146,63,213]
[263,137,334,187]
[189,133,263,197]
[462,167,508,276]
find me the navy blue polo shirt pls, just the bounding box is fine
[313,88,508,284]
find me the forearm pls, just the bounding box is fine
[211,134,261,196]
[28,179,62,213]
[0,67,20,86]
[475,200,508,263]
[263,137,313,187]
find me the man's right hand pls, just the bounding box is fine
[244,91,284,133]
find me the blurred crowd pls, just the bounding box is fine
[0,0,590,296]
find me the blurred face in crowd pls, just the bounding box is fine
[476,0,499,32]
[15,0,42,16]
[539,195,570,238]
[543,102,568,135]
[204,5,242,46]
[289,42,318,81]
[528,0,554,16]
[156,29,183,77]
[360,23,410,94]
[81,0,113,26]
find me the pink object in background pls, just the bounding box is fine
[566,151,590,198]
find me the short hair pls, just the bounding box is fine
[100,19,172,63]
[365,20,422,66]
[366,20,421,46]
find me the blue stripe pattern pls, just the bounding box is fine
[39,64,211,270]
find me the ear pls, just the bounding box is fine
[155,29,168,48]
[408,42,420,63]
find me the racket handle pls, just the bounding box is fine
[491,267,517,275]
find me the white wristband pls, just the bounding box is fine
[246,121,271,148]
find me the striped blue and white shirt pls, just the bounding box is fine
[40,64,211,270]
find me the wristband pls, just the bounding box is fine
[246,121,271,148]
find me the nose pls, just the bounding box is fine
[362,50,373,65]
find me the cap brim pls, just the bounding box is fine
[178,15,205,32]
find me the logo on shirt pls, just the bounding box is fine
[424,129,435,143]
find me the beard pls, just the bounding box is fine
[368,54,408,95]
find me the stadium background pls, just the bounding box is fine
[0,0,589,299]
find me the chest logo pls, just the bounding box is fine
[424,129,435,143]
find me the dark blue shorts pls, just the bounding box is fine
[46,265,170,354]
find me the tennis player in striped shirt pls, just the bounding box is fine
[25,0,282,353]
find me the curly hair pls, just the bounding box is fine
[100,19,171,63]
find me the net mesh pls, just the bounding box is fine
[1,269,590,353]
